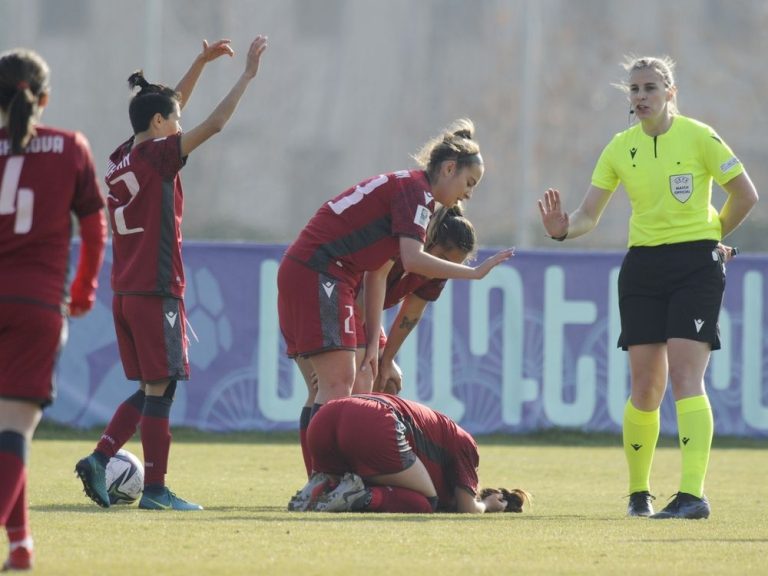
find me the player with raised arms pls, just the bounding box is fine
[75,36,267,511]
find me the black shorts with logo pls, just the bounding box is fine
[617,240,725,351]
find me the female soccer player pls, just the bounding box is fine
[537,56,758,519]
[279,119,514,425]
[297,205,482,476]
[75,36,267,511]
[288,393,530,514]
[0,49,107,570]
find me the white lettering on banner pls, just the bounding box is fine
[400,283,464,420]
[469,267,537,425]
[606,267,629,425]
[248,255,767,434]
[710,308,731,391]
[258,260,303,422]
[543,267,597,426]
[741,272,768,428]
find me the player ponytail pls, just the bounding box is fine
[478,487,532,513]
[127,70,180,134]
[0,49,49,154]
[426,204,477,260]
[413,118,483,183]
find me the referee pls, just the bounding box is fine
[538,55,758,519]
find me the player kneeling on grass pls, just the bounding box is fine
[288,394,531,513]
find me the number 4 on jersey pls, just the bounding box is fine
[0,156,34,234]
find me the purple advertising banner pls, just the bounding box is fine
[49,242,768,437]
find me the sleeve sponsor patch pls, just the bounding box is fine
[414,204,431,229]
[720,157,740,173]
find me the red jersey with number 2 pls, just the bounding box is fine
[105,134,186,297]
[286,170,435,283]
[0,126,104,308]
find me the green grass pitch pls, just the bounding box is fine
[21,425,768,575]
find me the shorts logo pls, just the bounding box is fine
[322,281,336,299]
[669,173,693,203]
[694,319,704,333]
[414,204,431,230]
[165,311,177,328]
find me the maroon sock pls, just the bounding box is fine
[367,486,434,513]
[95,390,145,458]
[140,396,172,487]
[299,406,312,477]
[0,431,26,526]
[6,481,29,545]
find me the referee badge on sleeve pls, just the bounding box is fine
[669,173,693,203]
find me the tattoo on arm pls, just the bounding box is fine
[399,315,420,331]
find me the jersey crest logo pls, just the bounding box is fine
[423,191,434,205]
[322,281,336,299]
[414,204,431,230]
[630,147,637,159]
[165,311,177,328]
[669,173,693,203]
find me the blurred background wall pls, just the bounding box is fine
[2,0,766,250]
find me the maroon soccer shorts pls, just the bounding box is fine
[308,395,416,477]
[112,294,189,383]
[277,256,359,357]
[0,302,64,406]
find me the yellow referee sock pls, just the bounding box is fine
[676,395,713,498]
[623,399,660,494]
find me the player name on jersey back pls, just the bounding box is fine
[0,135,65,156]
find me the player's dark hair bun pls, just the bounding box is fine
[451,127,473,140]
[127,70,150,91]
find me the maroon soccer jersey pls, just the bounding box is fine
[363,394,480,508]
[308,394,480,509]
[383,257,446,309]
[286,170,435,283]
[105,134,186,297]
[0,126,104,308]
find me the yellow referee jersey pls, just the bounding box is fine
[591,115,744,247]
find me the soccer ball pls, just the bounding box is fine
[105,449,144,505]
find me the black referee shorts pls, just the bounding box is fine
[617,240,725,351]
